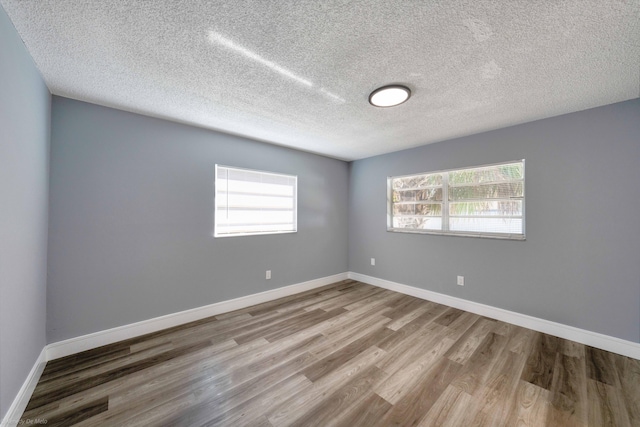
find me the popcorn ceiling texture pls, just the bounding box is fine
[1,0,638,160]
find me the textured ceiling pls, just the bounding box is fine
[2,0,639,160]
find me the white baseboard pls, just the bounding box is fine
[46,272,349,361]
[4,270,637,425]
[349,272,640,360]
[1,348,47,427]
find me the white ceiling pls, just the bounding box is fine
[2,0,639,160]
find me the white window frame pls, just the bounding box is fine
[387,160,525,240]
[214,165,297,238]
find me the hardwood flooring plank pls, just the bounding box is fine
[19,281,640,427]
[41,342,131,374]
[492,320,516,336]
[262,308,347,342]
[162,311,274,346]
[252,416,274,427]
[377,304,449,353]
[34,397,108,427]
[616,356,640,426]
[587,378,632,427]
[444,317,496,364]
[386,302,434,331]
[506,326,536,355]
[39,347,132,383]
[26,339,212,411]
[504,380,551,427]
[76,344,317,426]
[202,312,301,345]
[56,308,242,371]
[315,307,391,344]
[385,293,419,310]
[117,314,247,354]
[586,346,618,386]
[303,326,393,382]
[375,331,456,404]
[232,308,323,344]
[21,338,239,421]
[107,339,279,413]
[309,314,392,360]
[375,322,447,376]
[302,285,385,313]
[102,314,223,347]
[224,281,354,318]
[35,342,174,395]
[418,384,473,427]
[384,297,427,321]
[465,348,527,426]
[445,311,481,335]
[449,332,508,396]
[101,392,197,427]
[333,392,392,427]
[559,339,586,359]
[521,333,559,390]
[266,345,387,426]
[101,366,233,424]
[380,357,463,426]
[280,295,394,350]
[142,352,317,426]
[280,289,344,312]
[225,334,325,386]
[201,374,313,427]
[343,290,403,312]
[278,283,364,314]
[288,365,387,427]
[433,307,465,327]
[547,353,588,426]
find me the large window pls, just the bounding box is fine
[215,165,297,237]
[388,160,525,240]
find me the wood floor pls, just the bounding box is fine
[20,280,639,426]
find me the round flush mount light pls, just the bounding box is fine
[369,85,411,107]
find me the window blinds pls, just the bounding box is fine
[215,165,297,237]
[388,160,525,239]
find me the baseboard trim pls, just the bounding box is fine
[1,348,47,427]
[5,270,637,424]
[45,272,348,361]
[348,272,640,360]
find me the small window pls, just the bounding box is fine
[388,160,525,240]
[215,165,297,237]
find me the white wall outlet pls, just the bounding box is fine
[371,258,375,266]
[457,275,464,286]
[266,270,271,280]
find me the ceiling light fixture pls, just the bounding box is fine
[369,85,411,107]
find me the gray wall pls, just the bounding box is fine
[0,6,50,421]
[47,97,349,343]
[349,99,640,343]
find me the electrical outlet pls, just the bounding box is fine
[371,258,375,266]
[457,275,464,286]
[266,270,271,280]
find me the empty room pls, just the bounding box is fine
[1,1,639,426]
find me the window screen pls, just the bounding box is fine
[388,160,525,240]
[215,165,297,237]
